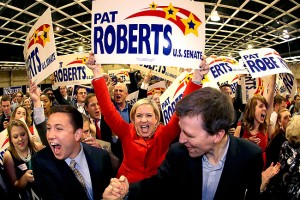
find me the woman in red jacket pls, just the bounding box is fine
[87,53,209,183]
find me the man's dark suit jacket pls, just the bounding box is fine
[31,143,113,200]
[100,102,132,163]
[129,134,263,200]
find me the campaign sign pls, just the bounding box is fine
[147,81,167,98]
[3,86,22,95]
[160,71,192,124]
[204,56,248,94]
[131,64,179,81]
[239,48,292,78]
[0,129,9,170]
[207,56,248,81]
[241,74,270,104]
[126,90,139,107]
[276,73,297,98]
[53,53,94,87]
[92,0,205,69]
[108,69,131,84]
[24,8,59,84]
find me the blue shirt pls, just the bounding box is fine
[202,137,229,200]
[65,144,93,200]
[114,101,130,123]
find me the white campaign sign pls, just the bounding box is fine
[239,48,292,78]
[160,71,192,124]
[92,0,205,69]
[108,69,131,84]
[131,64,179,81]
[54,53,94,87]
[24,8,59,84]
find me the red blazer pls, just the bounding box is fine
[92,77,200,183]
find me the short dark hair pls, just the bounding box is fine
[75,86,87,95]
[274,95,285,107]
[43,87,53,94]
[176,87,234,135]
[1,95,11,104]
[50,105,83,131]
[219,84,231,90]
[84,93,96,107]
[40,93,53,103]
[294,94,300,101]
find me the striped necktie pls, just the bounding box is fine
[69,160,88,197]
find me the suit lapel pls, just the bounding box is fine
[188,156,203,199]
[53,152,88,200]
[83,144,100,200]
[215,135,240,199]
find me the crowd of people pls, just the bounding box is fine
[0,52,299,200]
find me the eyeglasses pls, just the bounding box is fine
[78,92,87,95]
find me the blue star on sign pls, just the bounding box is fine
[188,20,195,29]
[168,9,174,15]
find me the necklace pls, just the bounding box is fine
[16,148,31,162]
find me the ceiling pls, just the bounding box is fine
[0,0,299,71]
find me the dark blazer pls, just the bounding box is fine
[0,115,5,132]
[31,143,113,200]
[53,87,74,106]
[129,134,263,200]
[100,102,132,163]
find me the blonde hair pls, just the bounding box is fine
[285,115,300,147]
[130,98,160,124]
[7,119,38,161]
[11,105,32,127]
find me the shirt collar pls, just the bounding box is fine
[65,143,84,167]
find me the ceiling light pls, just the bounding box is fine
[78,46,84,53]
[282,29,290,39]
[276,20,280,24]
[228,53,232,57]
[55,26,60,31]
[211,11,220,22]
[247,44,253,49]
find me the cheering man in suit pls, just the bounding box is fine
[32,105,113,200]
[104,86,263,200]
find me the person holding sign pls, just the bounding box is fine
[103,86,264,200]
[86,52,209,183]
[234,74,276,168]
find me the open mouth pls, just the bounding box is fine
[261,114,266,121]
[140,125,149,133]
[115,95,121,100]
[50,142,61,154]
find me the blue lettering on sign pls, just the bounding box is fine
[27,47,41,78]
[54,66,87,82]
[277,57,290,69]
[94,24,172,56]
[245,76,256,90]
[279,73,294,94]
[243,53,259,60]
[162,93,183,124]
[172,48,202,60]
[246,57,280,73]
[27,49,56,79]
[94,11,118,24]
[143,65,166,73]
[210,62,233,79]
